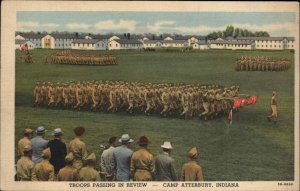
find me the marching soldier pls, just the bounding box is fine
[130,136,154,181]
[33,82,42,107]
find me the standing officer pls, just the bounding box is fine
[32,148,55,181]
[155,141,177,181]
[16,144,34,181]
[78,153,101,181]
[268,91,278,123]
[100,136,117,181]
[47,128,67,176]
[68,126,88,170]
[130,136,154,181]
[180,147,204,181]
[111,134,134,181]
[17,128,33,157]
[31,126,49,164]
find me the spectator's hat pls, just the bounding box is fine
[86,153,96,162]
[36,126,46,134]
[24,128,33,135]
[52,128,63,136]
[161,141,173,149]
[119,134,134,143]
[73,126,85,136]
[42,148,51,159]
[188,147,198,158]
[65,152,74,162]
[138,136,151,145]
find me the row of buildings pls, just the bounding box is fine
[15,33,295,51]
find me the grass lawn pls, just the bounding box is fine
[15,48,294,181]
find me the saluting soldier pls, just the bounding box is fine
[181,147,204,181]
[78,153,101,181]
[268,91,278,123]
[32,148,55,181]
[68,126,88,170]
[130,136,154,181]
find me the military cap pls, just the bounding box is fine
[23,144,32,152]
[24,128,33,135]
[42,148,51,159]
[73,126,85,136]
[86,153,96,162]
[188,147,198,158]
[65,152,74,162]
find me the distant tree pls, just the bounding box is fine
[126,33,130,39]
[225,25,234,37]
[233,28,240,37]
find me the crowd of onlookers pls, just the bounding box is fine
[16,126,204,181]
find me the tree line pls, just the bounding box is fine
[207,25,270,40]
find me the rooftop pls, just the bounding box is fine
[72,39,103,44]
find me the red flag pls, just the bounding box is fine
[250,96,257,104]
[240,98,247,107]
[228,109,233,125]
[233,97,241,108]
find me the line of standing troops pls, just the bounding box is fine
[34,81,239,120]
[235,56,291,71]
[16,126,203,181]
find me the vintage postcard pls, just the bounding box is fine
[1,1,299,191]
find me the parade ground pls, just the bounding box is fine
[15,49,294,181]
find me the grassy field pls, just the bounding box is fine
[15,48,295,181]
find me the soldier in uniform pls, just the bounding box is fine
[17,128,33,157]
[47,83,56,108]
[78,153,101,181]
[268,91,278,123]
[32,148,55,181]
[68,126,88,170]
[181,147,204,181]
[130,136,154,181]
[33,82,42,107]
[16,144,34,181]
[57,152,78,181]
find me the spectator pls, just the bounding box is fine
[100,136,117,181]
[31,126,49,164]
[57,152,78,181]
[17,128,33,157]
[16,144,34,181]
[78,153,101,181]
[32,148,55,181]
[181,147,204,181]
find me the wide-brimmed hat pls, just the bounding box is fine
[36,126,46,134]
[73,126,85,136]
[119,134,134,143]
[52,128,63,136]
[161,141,173,149]
[138,136,151,145]
[188,147,198,158]
[24,128,33,135]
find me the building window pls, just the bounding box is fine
[110,44,112,47]
[288,45,289,47]
[116,44,118,47]
[257,45,259,47]
[292,45,293,47]
[270,45,272,47]
[266,45,268,47]
[279,45,281,48]
[262,45,263,47]
[97,44,99,47]
[275,45,276,47]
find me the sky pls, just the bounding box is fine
[17,12,296,36]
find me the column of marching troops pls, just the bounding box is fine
[235,56,291,71]
[34,81,240,120]
[16,126,204,181]
[48,51,117,66]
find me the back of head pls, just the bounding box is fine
[42,148,51,159]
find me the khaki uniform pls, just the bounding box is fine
[32,160,55,181]
[68,137,88,170]
[78,166,101,181]
[271,95,278,118]
[16,156,34,181]
[17,137,31,156]
[181,160,204,181]
[130,148,154,181]
[57,165,78,181]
